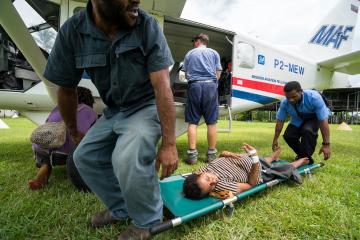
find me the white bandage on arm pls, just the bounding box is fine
[247,149,258,164]
[248,149,257,156]
[251,155,259,164]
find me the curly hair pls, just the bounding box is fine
[77,86,95,108]
[183,173,207,200]
[284,81,302,93]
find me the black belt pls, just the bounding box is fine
[188,80,216,84]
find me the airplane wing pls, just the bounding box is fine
[317,50,360,75]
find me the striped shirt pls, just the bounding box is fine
[196,155,262,193]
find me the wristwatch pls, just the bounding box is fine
[322,142,330,146]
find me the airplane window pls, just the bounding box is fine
[236,42,255,69]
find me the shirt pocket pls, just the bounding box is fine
[75,53,108,89]
[116,45,145,58]
[115,45,148,103]
[115,45,146,70]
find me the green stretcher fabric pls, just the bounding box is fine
[160,160,320,217]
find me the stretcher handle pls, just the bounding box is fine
[150,220,173,235]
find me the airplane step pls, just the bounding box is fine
[217,105,232,133]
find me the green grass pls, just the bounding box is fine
[0,118,359,239]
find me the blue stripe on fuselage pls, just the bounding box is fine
[232,89,277,105]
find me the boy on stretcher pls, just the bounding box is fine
[183,144,309,200]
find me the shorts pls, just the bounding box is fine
[185,81,219,125]
[33,147,68,167]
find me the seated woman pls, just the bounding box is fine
[28,86,98,190]
[183,144,309,200]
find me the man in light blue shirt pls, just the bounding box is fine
[272,81,331,164]
[183,33,222,164]
[183,38,221,82]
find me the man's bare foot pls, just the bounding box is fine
[28,164,51,190]
[292,157,310,168]
[28,179,47,190]
[265,147,282,163]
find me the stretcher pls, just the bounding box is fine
[150,161,323,235]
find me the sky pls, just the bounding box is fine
[12,0,360,85]
[14,0,360,48]
[181,0,360,49]
[181,0,360,86]
[14,1,44,27]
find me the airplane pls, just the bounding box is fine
[0,0,360,137]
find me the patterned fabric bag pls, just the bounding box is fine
[30,121,66,149]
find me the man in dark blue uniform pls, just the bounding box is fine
[272,81,331,164]
[43,0,178,239]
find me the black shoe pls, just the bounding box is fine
[117,224,150,240]
[90,210,123,228]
